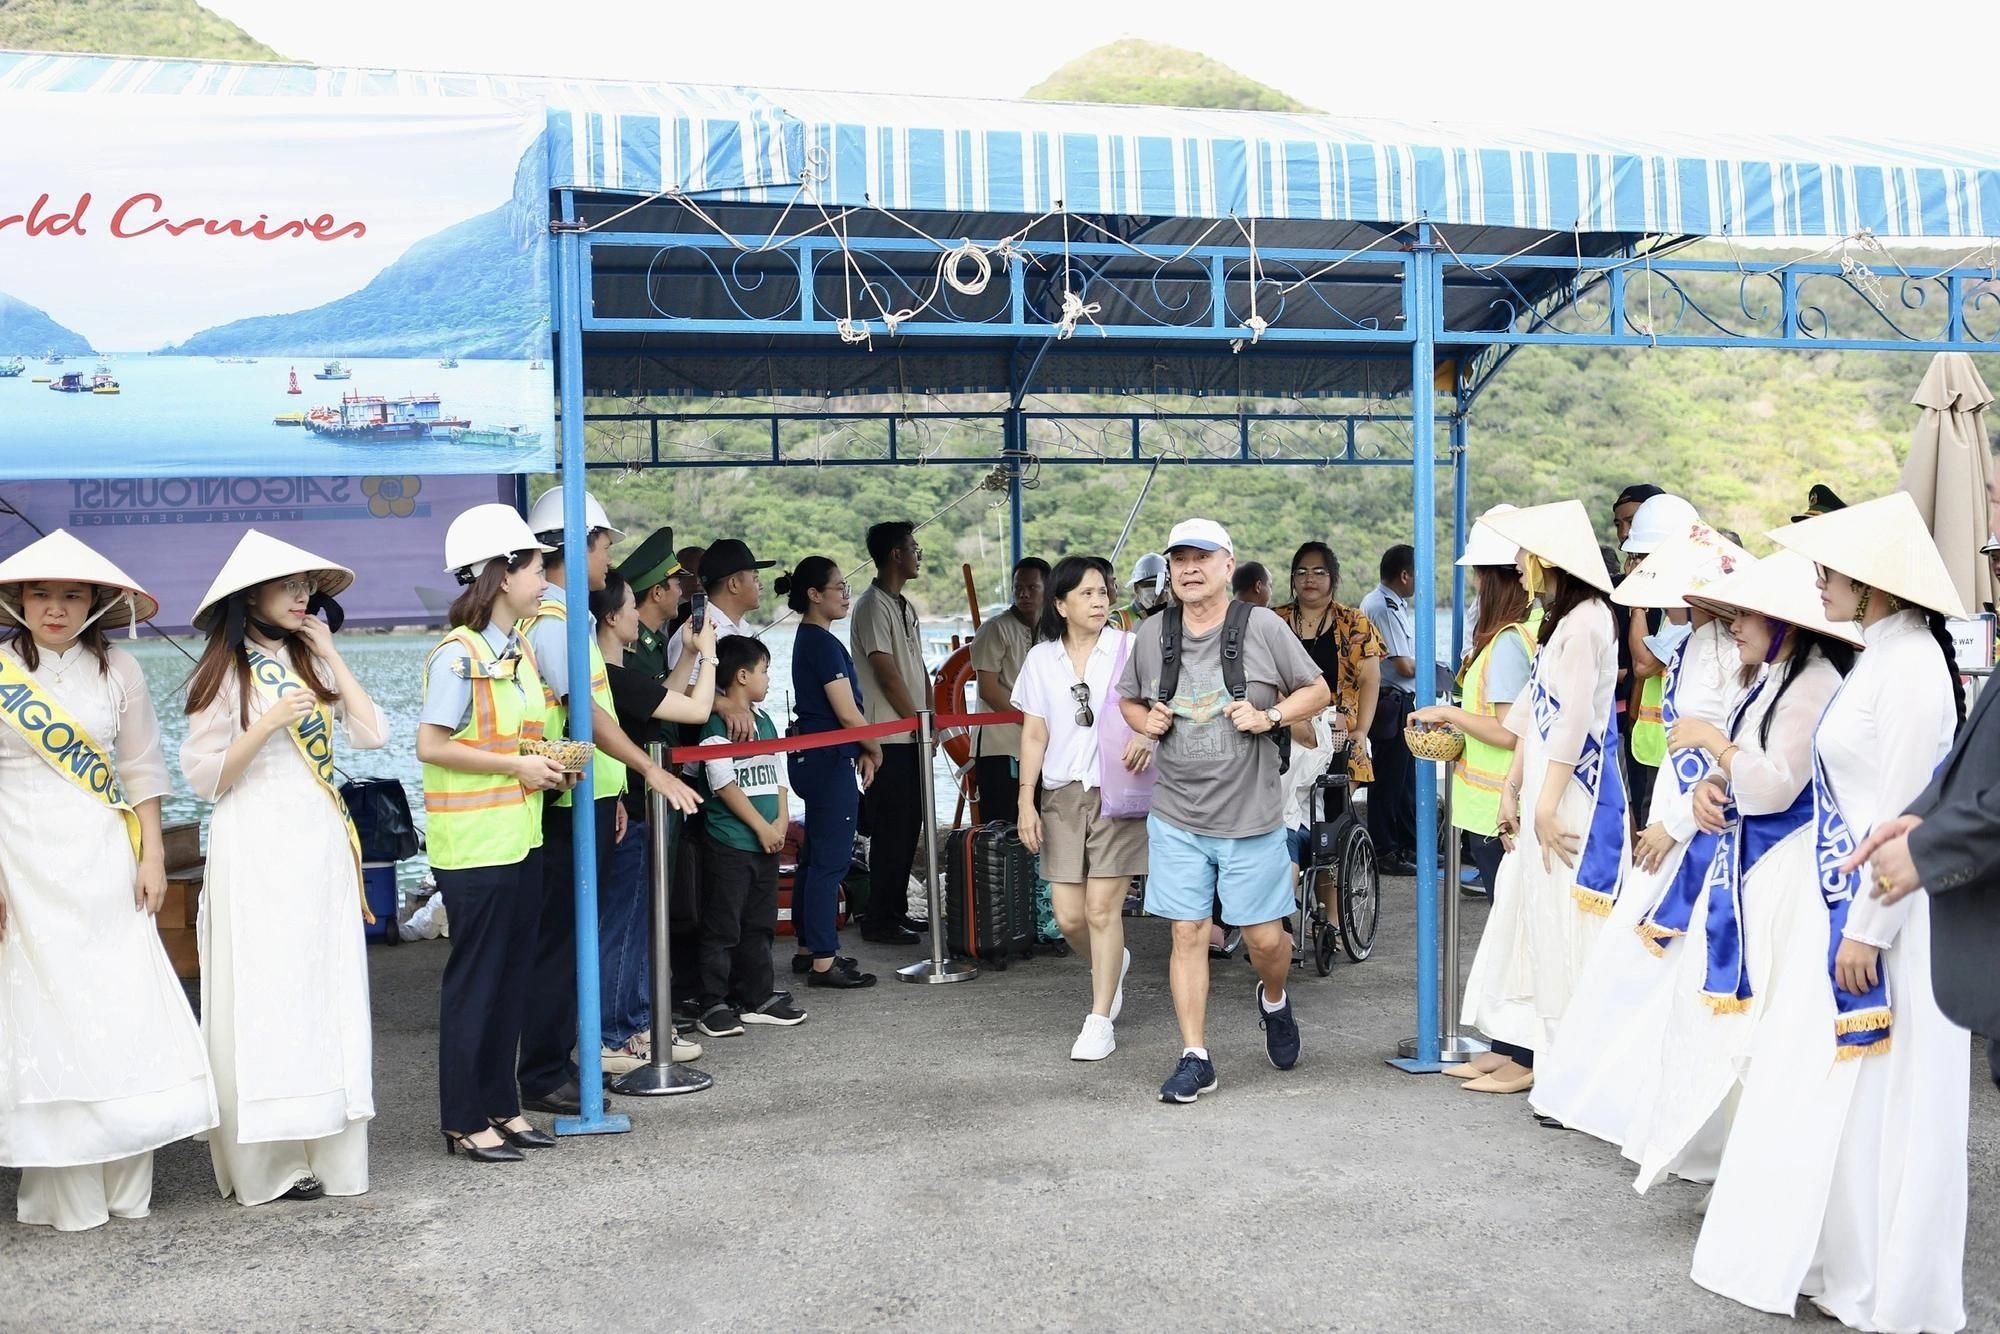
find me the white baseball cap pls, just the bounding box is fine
[1165,518,1232,554]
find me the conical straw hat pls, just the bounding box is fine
[1612,523,1750,609]
[1767,491,1969,620]
[1478,499,1613,594]
[193,529,355,630]
[0,529,158,628]
[1685,551,1865,647]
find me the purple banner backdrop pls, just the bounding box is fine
[0,473,511,634]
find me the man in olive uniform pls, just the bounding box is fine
[617,527,682,683]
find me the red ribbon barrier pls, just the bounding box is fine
[663,711,1025,765]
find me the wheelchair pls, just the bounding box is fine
[1294,744,1380,971]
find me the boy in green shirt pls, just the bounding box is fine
[694,635,807,1035]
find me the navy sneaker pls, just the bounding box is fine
[1158,1052,1218,1104]
[1257,983,1301,1070]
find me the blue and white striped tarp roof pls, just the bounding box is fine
[7,48,2000,241]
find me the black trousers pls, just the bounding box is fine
[1467,832,1505,893]
[1368,686,1418,857]
[517,796,617,1099]
[669,812,705,1007]
[437,848,543,1133]
[862,744,921,927]
[697,834,779,1009]
[974,753,1019,825]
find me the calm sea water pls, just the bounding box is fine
[2,355,552,476]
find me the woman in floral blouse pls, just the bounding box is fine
[1273,541,1383,782]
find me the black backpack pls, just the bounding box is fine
[1154,601,1291,774]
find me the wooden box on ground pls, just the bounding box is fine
[155,820,205,981]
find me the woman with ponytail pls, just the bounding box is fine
[1691,494,1969,1332]
[1458,501,1629,1095]
[181,530,386,1205]
[1621,551,1858,1191]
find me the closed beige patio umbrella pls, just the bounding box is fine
[1900,351,1997,615]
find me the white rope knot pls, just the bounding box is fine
[836,316,873,346]
[1055,289,1102,340]
[882,309,911,338]
[1244,314,1270,343]
[942,240,993,296]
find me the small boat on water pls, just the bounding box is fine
[448,424,542,448]
[314,360,352,381]
[439,354,459,369]
[215,356,260,364]
[304,392,468,442]
[0,357,25,378]
[273,411,305,426]
[48,372,88,392]
[44,349,64,364]
[528,357,545,371]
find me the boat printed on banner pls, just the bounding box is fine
[314,360,353,380]
[0,356,25,377]
[446,424,541,448]
[304,392,469,442]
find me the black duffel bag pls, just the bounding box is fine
[340,777,422,863]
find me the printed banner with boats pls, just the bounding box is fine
[0,93,554,478]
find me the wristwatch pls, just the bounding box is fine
[1264,706,1283,729]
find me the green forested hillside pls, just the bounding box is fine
[1027,38,1309,112]
[0,0,280,59]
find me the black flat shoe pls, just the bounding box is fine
[860,925,919,945]
[278,1176,325,1201]
[807,962,877,988]
[491,1118,557,1149]
[793,953,859,975]
[443,1131,524,1163]
[520,1081,592,1117]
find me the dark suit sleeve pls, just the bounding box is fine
[1906,766,2000,897]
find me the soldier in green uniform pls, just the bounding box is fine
[616,527,683,684]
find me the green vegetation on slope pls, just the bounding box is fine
[1027,38,1308,112]
[0,0,281,60]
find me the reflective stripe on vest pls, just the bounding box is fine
[420,626,547,871]
[1631,673,1667,767]
[1452,615,1539,837]
[522,597,629,807]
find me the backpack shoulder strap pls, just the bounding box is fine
[1221,600,1252,702]
[1154,606,1185,704]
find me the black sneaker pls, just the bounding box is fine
[740,995,809,1026]
[1158,1052,1218,1104]
[806,961,877,989]
[793,953,858,975]
[697,1004,744,1038]
[1257,982,1301,1070]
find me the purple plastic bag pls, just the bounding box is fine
[1096,632,1156,819]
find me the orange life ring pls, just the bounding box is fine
[933,644,978,805]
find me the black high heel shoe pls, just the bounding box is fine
[490,1117,556,1149]
[443,1130,524,1163]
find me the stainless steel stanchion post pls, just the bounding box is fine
[899,709,978,984]
[613,741,714,1095]
[1399,761,1488,1065]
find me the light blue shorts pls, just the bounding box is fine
[1143,814,1295,927]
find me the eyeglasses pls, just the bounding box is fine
[1069,681,1095,728]
[1813,563,1830,585]
[1291,567,1331,580]
[276,577,312,599]
[822,581,850,595]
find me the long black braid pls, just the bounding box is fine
[1924,609,1968,733]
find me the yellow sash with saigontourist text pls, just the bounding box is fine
[245,646,371,924]
[0,649,143,859]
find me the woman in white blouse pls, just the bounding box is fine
[1014,556,1153,1062]
[1691,495,1969,1333]
[0,532,216,1231]
[181,531,386,1206]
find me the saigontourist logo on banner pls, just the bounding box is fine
[0,92,555,479]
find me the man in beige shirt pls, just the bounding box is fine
[851,521,930,943]
[969,557,1047,824]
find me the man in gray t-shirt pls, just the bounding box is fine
[1116,519,1330,1103]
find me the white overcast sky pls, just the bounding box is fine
[202,0,1995,145]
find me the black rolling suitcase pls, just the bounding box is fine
[942,822,1037,967]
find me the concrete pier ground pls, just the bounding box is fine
[6,884,1996,1332]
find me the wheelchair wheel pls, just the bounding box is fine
[1313,913,1338,975]
[1337,821,1379,962]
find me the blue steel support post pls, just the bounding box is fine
[554,197,629,1135]
[1450,413,1469,668]
[1391,224,1442,1073]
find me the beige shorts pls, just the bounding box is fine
[1037,782,1149,883]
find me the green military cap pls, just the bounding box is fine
[617,526,680,593]
[1791,484,1846,523]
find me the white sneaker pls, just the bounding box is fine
[600,1044,646,1075]
[1070,1013,1116,1061]
[1108,948,1132,1022]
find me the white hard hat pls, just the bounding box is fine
[1129,552,1168,588]
[445,504,554,581]
[1620,493,1700,554]
[1456,504,1519,568]
[525,485,622,544]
